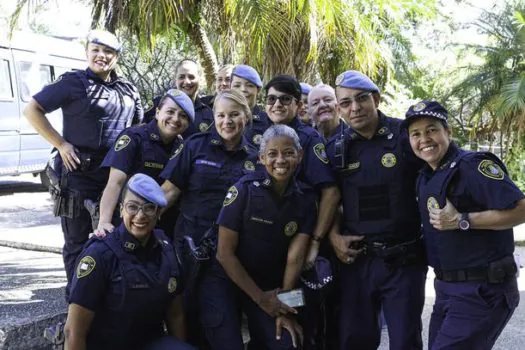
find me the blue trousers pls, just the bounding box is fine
[429,278,519,350]
[141,336,197,350]
[198,261,296,350]
[338,255,427,350]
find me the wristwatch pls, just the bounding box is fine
[458,213,470,231]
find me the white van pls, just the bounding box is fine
[0,31,85,185]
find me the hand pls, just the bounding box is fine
[257,289,297,318]
[429,198,461,231]
[304,240,320,270]
[276,315,303,348]
[89,223,114,238]
[329,231,364,264]
[57,142,80,172]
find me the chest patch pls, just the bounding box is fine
[115,135,131,151]
[199,122,210,132]
[427,197,440,211]
[244,160,256,171]
[168,277,178,293]
[284,221,298,237]
[478,160,504,180]
[381,153,397,168]
[76,256,96,278]
[252,134,263,145]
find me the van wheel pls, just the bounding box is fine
[39,169,51,189]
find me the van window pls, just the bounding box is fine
[19,62,53,102]
[0,59,13,100]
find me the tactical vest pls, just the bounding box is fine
[62,71,137,153]
[87,229,181,348]
[338,119,421,241]
[416,150,514,270]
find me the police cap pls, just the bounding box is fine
[87,29,122,53]
[300,82,313,95]
[127,174,167,207]
[232,64,263,88]
[164,89,195,123]
[265,75,302,101]
[403,100,448,129]
[335,70,379,93]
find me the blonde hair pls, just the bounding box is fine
[213,89,253,122]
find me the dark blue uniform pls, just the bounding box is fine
[70,223,193,350]
[326,112,427,350]
[416,142,521,350]
[192,96,215,133]
[102,119,184,236]
[33,68,143,299]
[245,105,272,146]
[199,171,318,350]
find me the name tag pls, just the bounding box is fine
[342,161,360,172]
[130,283,150,289]
[250,216,274,225]
[144,162,164,169]
[196,159,222,168]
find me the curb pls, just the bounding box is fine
[0,312,66,350]
[0,240,61,254]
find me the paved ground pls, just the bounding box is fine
[1,174,525,349]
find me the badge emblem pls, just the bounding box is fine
[427,197,440,211]
[168,277,178,293]
[150,133,159,141]
[115,135,131,151]
[313,143,329,164]
[199,123,210,132]
[253,134,263,145]
[262,179,272,187]
[284,221,298,237]
[170,89,182,97]
[124,241,136,251]
[377,127,388,135]
[413,102,426,112]
[478,159,504,180]
[244,161,255,171]
[335,73,345,86]
[211,139,220,145]
[170,144,184,159]
[223,186,239,206]
[381,153,397,168]
[76,256,96,278]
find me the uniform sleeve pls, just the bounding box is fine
[101,129,141,174]
[216,182,247,233]
[301,133,336,189]
[160,141,191,189]
[462,155,525,210]
[298,192,318,236]
[69,243,109,311]
[33,72,83,113]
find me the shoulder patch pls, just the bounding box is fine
[244,160,255,171]
[115,135,131,151]
[76,256,96,278]
[313,143,329,164]
[381,153,397,168]
[171,143,184,159]
[478,159,504,180]
[223,186,239,206]
[199,122,210,132]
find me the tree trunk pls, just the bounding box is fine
[188,17,219,92]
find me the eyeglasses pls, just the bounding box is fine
[265,94,296,106]
[338,92,372,108]
[123,202,158,217]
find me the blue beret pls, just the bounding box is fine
[163,89,195,123]
[127,174,167,207]
[232,64,263,88]
[403,100,448,129]
[335,70,379,93]
[300,83,312,95]
[87,30,122,53]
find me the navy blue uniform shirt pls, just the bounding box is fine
[69,223,182,349]
[245,105,272,146]
[160,129,259,224]
[326,112,423,241]
[193,96,215,133]
[217,171,317,290]
[417,142,524,269]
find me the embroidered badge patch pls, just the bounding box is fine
[427,197,440,211]
[168,277,178,293]
[313,143,329,164]
[335,73,345,86]
[284,221,298,237]
[199,122,210,132]
[170,143,184,159]
[478,160,504,180]
[223,186,239,206]
[381,153,397,168]
[253,134,263,145]
[413,102,426,112]
[76,256,96,278]
[115,135,131,151]
[244,161,255,171]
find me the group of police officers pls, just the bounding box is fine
[23,29,525,350]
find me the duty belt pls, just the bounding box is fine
[434,255,517,284]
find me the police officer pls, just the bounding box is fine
[308,84,348,141]
[201,64,234,108]
[404,101,525,350]
[230,64,272,146]
[160,89,259,346]
[298,82,313,126]
[96,89,194,238]
[200,124,316,349]
[264,75,340,269]
[326,70,427,350]
[64,174,194,350]
[23,29,143,300]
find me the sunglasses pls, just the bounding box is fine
[265,94,296,106]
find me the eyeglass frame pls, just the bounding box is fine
[264,94,297,106]
[122,201,159,217]
[338,91,373,108]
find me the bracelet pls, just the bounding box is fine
[312,235,323,242]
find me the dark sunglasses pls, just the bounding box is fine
[265,94,296,106]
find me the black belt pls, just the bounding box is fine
[435,256,517,284]
[434,267,488,283]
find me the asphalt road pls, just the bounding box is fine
[0,174,524,349]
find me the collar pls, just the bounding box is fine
[145,120,162,142]
[252,105,263,120]
[254,170,302,197]
[194,96,209,111]
[287,116,302,129]
[117,223,158,254]
[86,68,118,84]
[346,111,393,140]
[420,142,460,176]
[208,128,251,153]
